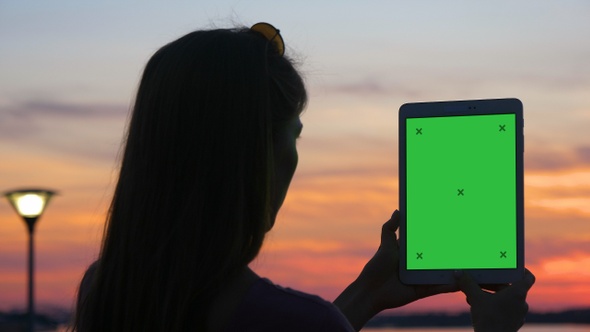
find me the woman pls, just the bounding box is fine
[74,23,534,331]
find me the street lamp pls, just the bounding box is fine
[4,189,56,332]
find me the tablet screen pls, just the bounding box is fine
[406,113,517,270]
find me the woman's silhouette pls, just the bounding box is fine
[73,23,534,332]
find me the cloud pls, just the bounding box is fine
[527,238,590,265]
[525,144,590,171]
[0,99,127,127]
[3,100,127,118]
[0,99,127,139]
[320,80,389,96]
[0,99,128,163]
[577,146,590,164]
[541,254,590,277]
[525,168,590,215]
[316,78,424,99]
[297,134,397,176]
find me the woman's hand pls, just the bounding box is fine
[335,210,535,331]
[334,210,458,330]
[360,210,459,308]
[457,269,535,332]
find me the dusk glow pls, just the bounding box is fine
[1,1,589,315]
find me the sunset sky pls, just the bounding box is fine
[1,1,589,314]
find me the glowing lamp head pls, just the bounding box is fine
[15,194,46,217]
[4,189,56,221]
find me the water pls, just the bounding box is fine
[361,325,590,332]
[47,323,590,331]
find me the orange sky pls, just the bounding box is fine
[2,135,589,313]
[1,1,590,315]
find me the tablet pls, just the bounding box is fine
[399,98,524,284]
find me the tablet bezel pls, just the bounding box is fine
[399,98,524,285]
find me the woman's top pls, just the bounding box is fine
[77,263,355,331]
[224,277,355,332]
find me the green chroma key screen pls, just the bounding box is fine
[406,114,517,270]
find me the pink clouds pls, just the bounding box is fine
[2,143,590,313]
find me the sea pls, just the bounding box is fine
[46,326,590,332]
[43,324,590,331]
[361,325,590,332]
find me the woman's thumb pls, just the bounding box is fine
[455,270,481,304]
[380,210,399,248]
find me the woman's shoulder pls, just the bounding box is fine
[224,278,355,332]
[77,261,98,306]
[254,278,340,312]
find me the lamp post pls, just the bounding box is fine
[4,189,56,332]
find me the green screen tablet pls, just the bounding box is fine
[399,98,524,284]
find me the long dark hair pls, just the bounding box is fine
[74,27,307,331]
